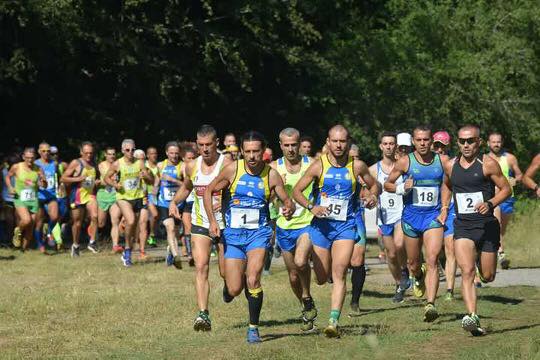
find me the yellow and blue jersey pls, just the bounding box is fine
[403,152,443,214]
[156,159,182,208]
[35,159,58,201]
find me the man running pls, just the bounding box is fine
[270,128,318,331]
[299,135,314,157]
[34,142,61,253]
[487,132,522,269]
[61,142,99,257]
[50,146,69,250]
[523,153,540,197]
[432,130,457,300]
[169,125,232,331]
[442,124,511,335]
[368,132,409,303]
[293,124,378,338]
[204,130,294,343]
[145,147,160,247]
[5,148,46,251]
[105,139,154,267]
[97,147,118,245]
[385,126,450,322]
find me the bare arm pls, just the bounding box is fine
[169,162,195,219]
[204,162,236,237]
[508,153,523,183]
[61,160,85,184]
[523,154,540,194]
[5,164,17,194]
[356,160,378,208]
[292,160,319,210]
[486,157,512,208]
[104,161,121,190]
[383,156,411,193]
[269,168,294,218]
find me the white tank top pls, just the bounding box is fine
[191,155,225,229]
[377,161,403,225]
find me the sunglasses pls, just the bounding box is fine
[458,137,478,145]
[123,148,135,152]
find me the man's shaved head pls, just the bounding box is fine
[458,124,480,137]
[328,124,350,139]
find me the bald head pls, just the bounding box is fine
[458,124,480,137]
[328,124,350,139]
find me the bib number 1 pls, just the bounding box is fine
[230,208,260,229]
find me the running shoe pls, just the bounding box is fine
[222,282,234,303]
[498,252,510,270]
[392,285,405,304]
[444,291,454,301]
[166,246,174,266]
[147,235,157,248]
[302,299,318,322]
[475,265,488,284]
[47,234,56,248]
[188,257,195,267]
[121,250,132,267]
[263,270,271,276]
[246,327,262,344]
[71,245,80,258]
[399,274,412,291]
[12,227,21,248]
[193,311,212,332]
[423,303,439,322]
[323,318,340,338]
[173,255,183,269]
[138,251,148,261]
[112,245,124,254]
[462,313,486,336]
[349,302,361,317]
[87,242,99,254]
[413,264,426,298]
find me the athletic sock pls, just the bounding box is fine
[351,265,366,304]
[247,287,264,327]
[184,234,192,257]
[329,309,341,322]
[447,288,453,294]
[34,230,43,248]
[401,267,409,279]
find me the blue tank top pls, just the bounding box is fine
[313,155,357,221]
[2,167,15,202]
[35,159,57,200]
[403,152,443,213]
[225,160,271,229]
[156,160,182,208]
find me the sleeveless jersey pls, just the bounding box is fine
[403,153,443,214]
[15,163,39,203]
[116,158,144,200]
[191,155,225,228]
[56,162,67,199]
[146,162,159,196]
[2,167,15,202]
[450,155,495,221]
[35,159,58,200]
[275,156,313,229]
[497,153,515,197]
[313,155,357,222]
[376,161,403,225]
[98,162,116,194]
[70,161,97,206]
[156,159,183,208]
[225,160,271,229]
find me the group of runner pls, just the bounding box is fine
[1,123,538,343]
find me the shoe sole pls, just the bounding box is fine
[500,259,510,269]
[87,247,99,254]
[301,323,318,333]
[323,327,340,338]
[424,309,439,322]
[120,256,132,267]
[462,317,485,336]
[173,259,183,269]
[193,320,211,332]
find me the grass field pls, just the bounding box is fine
[0,203,539,359]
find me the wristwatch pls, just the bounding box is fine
[307,203,314,211]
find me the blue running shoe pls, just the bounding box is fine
[166,246,174,266]
[246,327,262,344]
[121,249,132,267]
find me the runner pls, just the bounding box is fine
[97,147,118,246]
[384,126,450,322]
[204,130,295,343]
[299,135,314,157]
[270,128,318,331]
[523,153,540,197]
[222,132,237,148]
[432,130,457,299]
[2,153,19,248]
[61,141,99,257]
[134,149,150,260]
[293,124,378,338]
[180,145,197,262]
[487,132,522,269]
[156,142,184,269]
[50,146,69,250]
[34,142,61,253]
[145,147,159,248]
[396,132,413,159]
[105,139,154,267]
[368,132,409,304]
[169,125,232,331]
[5,148,46,251]
[442,124,511,335]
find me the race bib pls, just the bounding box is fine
[82,177,94,189]
[412,187,439,207]
[20,188,36,201]
[230,208,260,229]
[320,197,348,221]
[163,187,177,201]
[380,192,402,210]
[456,192,484,214]
[45,175,56,189]
[124,179,139,191]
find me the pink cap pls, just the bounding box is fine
[433,131,450,145]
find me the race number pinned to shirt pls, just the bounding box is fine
[320,197,348,221]
[45,175,56,190]
[455,192,484,214]
[82,177,94,189]
[162,187,177,201]
[380,192,402,210]
[124,179,139,191]
[412,187,439,207]
[20,188,36,201]
[230,208,260,229]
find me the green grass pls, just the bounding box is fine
[1,248,539,359]
[505,198,540,268]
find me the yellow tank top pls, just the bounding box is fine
[117,158,144,200]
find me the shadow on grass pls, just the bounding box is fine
[487,323,540,335]
[435,312,494,324]
[479,295,523,305]
[504,266,540,270]
[348,303,421,317]
[232,318,302,329]
[0,255,16,260]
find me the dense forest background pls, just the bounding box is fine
[1,0,539,164]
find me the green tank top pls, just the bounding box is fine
[497,154,514,196]
[15,163,39,203]
[275,156,314,229]
[117,158,144,200]
[146,161,159,194]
